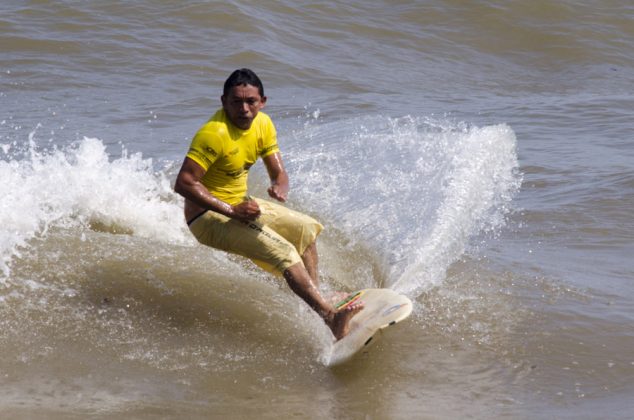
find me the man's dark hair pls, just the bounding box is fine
[223,68,264,98]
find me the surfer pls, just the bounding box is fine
[174,68,362,340]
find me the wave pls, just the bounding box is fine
[0,127,190,278]
[1,115,520,299]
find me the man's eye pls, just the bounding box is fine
[232,99,257,106]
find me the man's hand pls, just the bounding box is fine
[263,153,289,203]
[231,199,261,221]
[268,183,288,202]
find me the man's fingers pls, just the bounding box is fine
[268,186,287,202]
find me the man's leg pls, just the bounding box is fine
[301,241,319,285]
[190,202,362,339]
[283,262,362,340]
[255,198,323,281]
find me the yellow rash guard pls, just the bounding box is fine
[186,109,279,205]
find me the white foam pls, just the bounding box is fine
[286,116,521,297]
[391,124,521,294]
[0,129,191,278]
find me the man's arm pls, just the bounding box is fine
[174,157,260,221]
[263,152,289,202]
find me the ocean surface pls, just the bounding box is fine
[1,1,633,418]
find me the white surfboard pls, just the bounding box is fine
[327,288,413,366]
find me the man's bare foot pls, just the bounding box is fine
[327,301,364,341]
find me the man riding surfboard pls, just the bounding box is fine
[174,69,363,340]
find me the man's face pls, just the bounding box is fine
[221,84,266,130]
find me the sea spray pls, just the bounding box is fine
[0,130,190,279]
[391,124,521,295]
[285,116,521,297]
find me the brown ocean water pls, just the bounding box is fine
[1,1,633,419]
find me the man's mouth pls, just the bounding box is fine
[235,116,252,128]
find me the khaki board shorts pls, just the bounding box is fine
[188,198,323,275]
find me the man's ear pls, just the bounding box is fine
[260,95,267,109]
